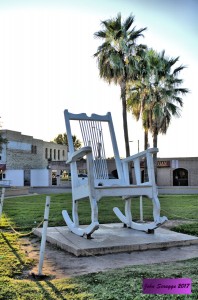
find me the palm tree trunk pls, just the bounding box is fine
[120,81,130,158]
[144,129,148,150]
[120,80,132,183]
[152,130,158,183]
[144,129,149,182]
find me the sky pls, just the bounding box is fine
[0,0,197,158]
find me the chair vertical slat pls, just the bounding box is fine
[80,120,96,178]
[98,122,109,179]
[89,121,99,179]
[80,120,109,180]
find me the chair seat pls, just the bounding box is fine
[94,184,154,198]
[95,184,152,189]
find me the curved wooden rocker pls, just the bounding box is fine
[62,210,99,237]
[63,110,167,238]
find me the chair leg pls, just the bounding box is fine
[90,198,99,224]
[62,197,99,237]
[125,198,132,225]
[72,200,79,227]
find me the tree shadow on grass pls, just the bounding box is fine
[33,279,70,300]
[34,280,57,300]
[1,232,25,265]
[33,277,85,300]
[45,280,66,300]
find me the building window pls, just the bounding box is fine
[50,149,52,160]
[54,149,56,160]
[31,145,37,154]
[58,150,60,160]
[45,148,48,159]
[62,150,65,157]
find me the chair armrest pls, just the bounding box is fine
[67,146,92,163]
[121,148,158,184]
[122,147,158,163]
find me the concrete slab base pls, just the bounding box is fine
[33,223,198,257]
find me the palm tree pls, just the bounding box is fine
[126,67,150,150]
[126,47,151,181]
[126,51,150,180]
[53,133,81,150]
[148,51,189,176]
[127,49,189,180]
[94,13,146,157]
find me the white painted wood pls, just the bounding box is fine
[38,196,50,276]
[63,109,168,237]
[67,146,92,163]
[113,207,128,224]
[140,196,143,222]
[62,210,99,237]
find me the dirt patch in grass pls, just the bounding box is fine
[20,220,198,279]
[161,219,196,229]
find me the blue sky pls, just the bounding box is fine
[0,0,197,158]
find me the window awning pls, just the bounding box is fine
[0,164,6,171]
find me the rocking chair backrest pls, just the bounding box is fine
[63,110,167,237]
[64,110,125,185]
[80,119,109,179]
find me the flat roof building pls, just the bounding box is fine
[0,130,67,186]
[1,129,198,188]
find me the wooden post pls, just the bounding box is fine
[0,188,5,219]
[38,196,50,276]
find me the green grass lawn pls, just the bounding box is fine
[0,192,198,299]
[2,193,198,232]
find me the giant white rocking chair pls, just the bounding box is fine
[62,110,167,237]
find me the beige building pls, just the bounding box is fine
[107,157,198,186]
[56,156,198,187]
[0,129,197,187]
[157,157,198,186]
[0,130,67,186]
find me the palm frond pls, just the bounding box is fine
[172,64,187,75]
[173,87,189,95]
[128,27,147,42]
[123,14,135,31]
[94,30,106,39]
